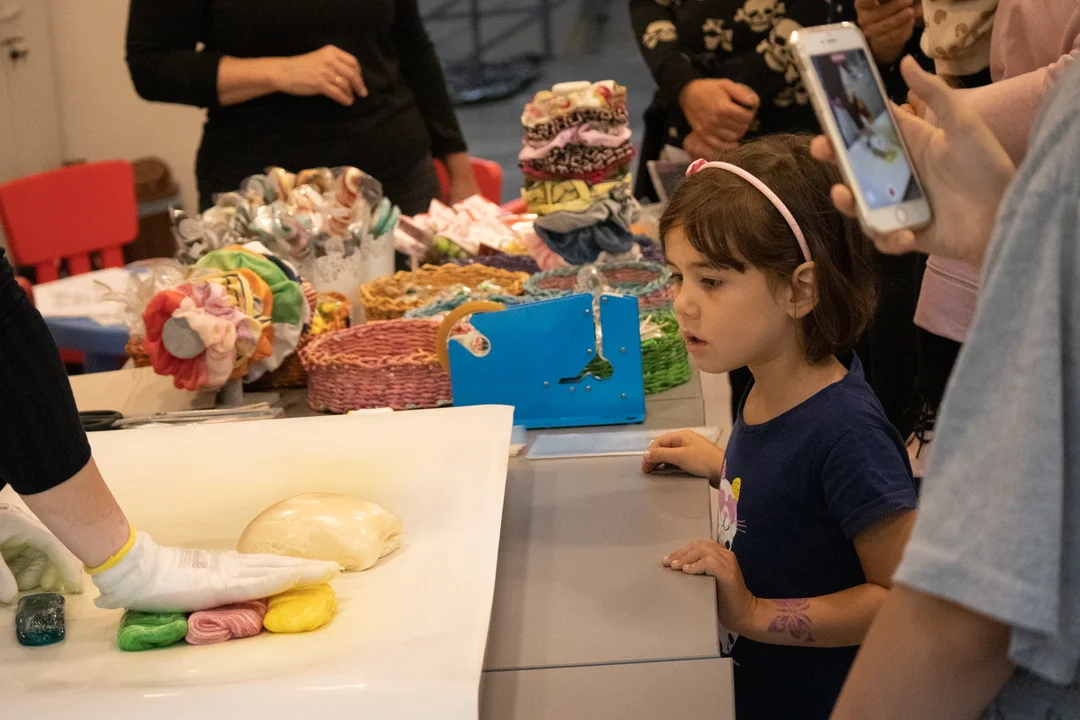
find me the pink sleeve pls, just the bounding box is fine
[951,46,1079,164]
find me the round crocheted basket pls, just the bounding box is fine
[525,261,674,311]
[359,264,529,321]
[404,293,530,319]
[641,310,691,395]
[300,319,454,413]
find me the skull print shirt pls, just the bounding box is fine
[630,0,855,145]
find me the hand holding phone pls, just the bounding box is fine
[792,22,931,236]
[809,55,1015,267]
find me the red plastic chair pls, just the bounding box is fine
[0,160,137,283]
[434,157,503,205]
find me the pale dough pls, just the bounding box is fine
[237,493,402,571]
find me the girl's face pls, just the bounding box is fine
[666,227,798,375]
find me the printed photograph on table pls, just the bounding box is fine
[811,49,921,209]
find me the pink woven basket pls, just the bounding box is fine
[299,319,454,413]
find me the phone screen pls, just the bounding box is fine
[809,48,922,209]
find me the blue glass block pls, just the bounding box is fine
[15,593,65,647]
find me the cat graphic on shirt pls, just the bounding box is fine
[717,458,743,653]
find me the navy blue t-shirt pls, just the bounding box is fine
[717,355,916,720]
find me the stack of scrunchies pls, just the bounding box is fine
[143,244,311,391]
[520,80,641,268]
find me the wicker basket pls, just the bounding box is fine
[641,310,691,395]
[126,337,152,368]
[359,264,529,321]
[452,253,541,275]
[525,261,674,311]
[300,319,454,413]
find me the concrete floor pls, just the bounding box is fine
[422,0,653,202]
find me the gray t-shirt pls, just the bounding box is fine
[893,62,1080,717]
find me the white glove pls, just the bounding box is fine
[0,503,84,604]
[91,531,340,612]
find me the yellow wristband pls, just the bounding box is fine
[86,525,137,575]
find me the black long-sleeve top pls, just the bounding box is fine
[126,0,467,207]
[0,249,92,495]
[629,1,927,146]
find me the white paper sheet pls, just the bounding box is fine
[526,426,722,460]
[31,268,132,325]
[0,405,514,720]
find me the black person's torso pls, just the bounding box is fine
[662,0,855,139]
[197,0,431,173]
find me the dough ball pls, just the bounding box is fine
[237,493,402,571]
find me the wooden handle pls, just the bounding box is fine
[435,300,506,373]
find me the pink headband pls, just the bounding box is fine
[686,158,812,263]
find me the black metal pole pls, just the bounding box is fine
[540,0,553,58]
[470,0,483,63]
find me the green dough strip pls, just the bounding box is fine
[117,610,189,652]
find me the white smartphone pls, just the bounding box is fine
[792,23,931,235]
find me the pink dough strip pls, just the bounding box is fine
[185,599,269,646]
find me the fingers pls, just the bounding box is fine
[224,568,302,608]
[899,56,961,128]
[332,52,368,98]
[642,446,683,473]
[0,556,17,604]
[907,89,927,118]
[871,229,919,255]
[810,135,837,164]
[663,545,703,569]
[830,184,858,219]
[868,6,915,34]
[898,103,916,116]
[723,82,760,109]
[238,553,341,583]
[321,75,354,106]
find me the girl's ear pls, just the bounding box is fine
[789,261,818,320]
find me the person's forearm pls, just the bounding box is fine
[935,52,1078,165]
[831,584,1014,720]
[735,584,888,648]
[442,152,473,182]
[217,56,284,106]
[21,459,131,569]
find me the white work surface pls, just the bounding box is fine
[0,406,514,720]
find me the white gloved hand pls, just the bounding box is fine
[0,503,85,604]
[91,531,340,612]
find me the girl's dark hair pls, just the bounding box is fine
[659,133,877,363]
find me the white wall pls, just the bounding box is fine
[47,0,204,211]
[0,0,67,252]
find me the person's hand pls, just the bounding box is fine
[663,540,758,632]
[907,89,927,119]
[91,531,340,612]
[0,503,84,604]
[275,45,368,106]
[642,430,725,479]
[679,78,759,147]
[811,57,1015,267]
[682,130,738,161]
[855,0,918,65]
[443,153,482,205]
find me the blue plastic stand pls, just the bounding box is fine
[448,293,646,429]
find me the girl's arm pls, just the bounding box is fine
[741,508,915,647]
[665,510,916,647]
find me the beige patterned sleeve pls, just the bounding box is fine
[919,0,998,76]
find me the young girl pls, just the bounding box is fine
[642,134,917,720]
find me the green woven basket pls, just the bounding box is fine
[641,310,691,395]
[579,309,690,395]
